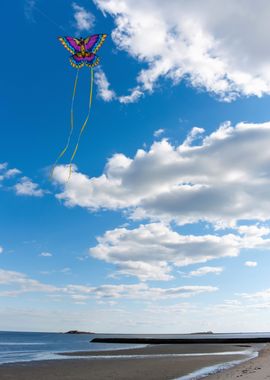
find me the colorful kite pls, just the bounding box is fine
[52,34,107,178]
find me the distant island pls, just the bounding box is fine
[64,330,95,334]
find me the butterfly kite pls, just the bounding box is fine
[51,34,107,178]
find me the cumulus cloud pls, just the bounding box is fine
[53,121,270,280]
[244,261,258,267]
[0,246,3,254]
[54,121,270,226]
[90,223,240,280]
[95,68,116,101]
[94,0,270,101]
[72,2,95,32]
[14,177,45,197]
[89,222,270,280]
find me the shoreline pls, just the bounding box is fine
[0,343,258,380]
[205,343,270,379]
[59,342,254,357]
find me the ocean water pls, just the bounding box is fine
[0,331,268,365]
[0,331,145,364]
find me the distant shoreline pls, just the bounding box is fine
[64,330,95,335]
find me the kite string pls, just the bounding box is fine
[68,67,94,179]
[51,68,79,177]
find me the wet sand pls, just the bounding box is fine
[0,344,253,380]
[205,343,270,380]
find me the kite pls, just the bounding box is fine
[51,34,107,178]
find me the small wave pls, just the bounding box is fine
[59,350,250,360]
[174,350,258,380]
[0,350,250,365]
[0,352,61,365]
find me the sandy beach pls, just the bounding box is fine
[0,343,258,380]
[205,343,270,380]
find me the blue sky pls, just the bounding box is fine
[2,0,270,333]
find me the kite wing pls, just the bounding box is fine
[84,54,100,68]
[58,36,81,54]
[69,53,100,69]
[84,34,107,54]
[70,54,85,69]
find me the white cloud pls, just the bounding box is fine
[239,288,270,301]
[95,68,116,101]
[94,0,270,100]
[0,164,46,199]
[237,225,270,237]
[118,88,144,103]
[53,121,270,280]
[0,267,217,302]
[94,70,143,104]
[89,222,270,281]
[154,128,165,138]
[0,267,219,304]
[39,252,53,257]
[181,127,205,149]
[65,282,218,300]
[0,269,58,297]
[0,163,21,183]
[14,177,45,197]
[244,261,258,267]
[90,223,240,280]
[185,266,224,277]
[0,246,3,254]
[54,121,270,226]
[72,3,95,32]
[5,168,21,178]
[109,260,173,282]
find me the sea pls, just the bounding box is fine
[0,331,145,364]
[0,331,268,379]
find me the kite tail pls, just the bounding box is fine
[68,67,94,179]
[50,68,79,178]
